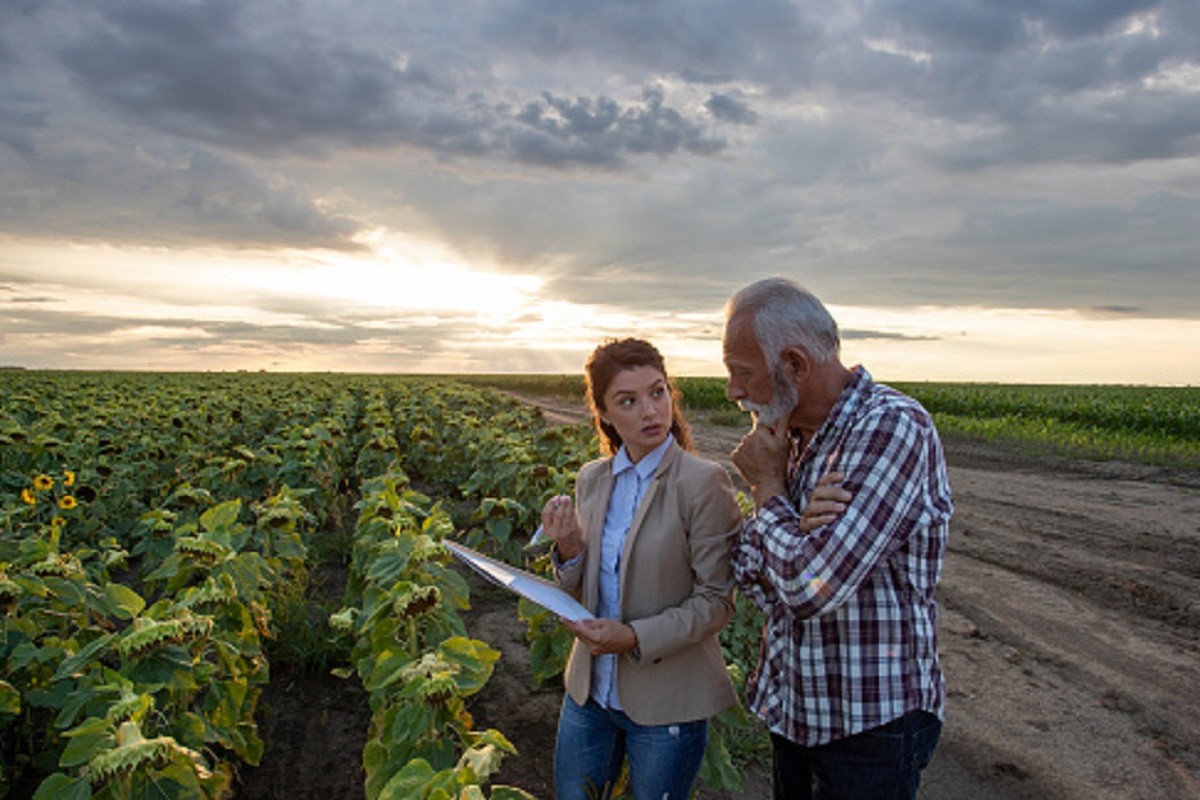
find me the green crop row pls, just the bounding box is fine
[460,374,1200,467]
[1,372,379,797]
[330,464,533,799]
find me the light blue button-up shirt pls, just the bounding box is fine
[591,433,673,710]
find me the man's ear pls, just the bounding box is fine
[781,347,810,382]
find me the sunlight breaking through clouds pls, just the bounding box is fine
[2,1,1199,382]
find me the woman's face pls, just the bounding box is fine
[600,364,672,462]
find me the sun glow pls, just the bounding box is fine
[833,305,1200,385]
[3,236,1199,383]
[261,230,547,318]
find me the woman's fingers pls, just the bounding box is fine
[541,494,584,558]
[540,494,573,535]
[562,618,635,656]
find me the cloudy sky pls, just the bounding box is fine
[2,0,1198,384]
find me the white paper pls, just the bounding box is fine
[444,540,594,622]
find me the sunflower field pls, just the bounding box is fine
[0,371,609,800]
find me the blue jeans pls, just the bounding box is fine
[554,694,709,800]
[771,711,942,800]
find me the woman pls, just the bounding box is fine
[539,338,743,800]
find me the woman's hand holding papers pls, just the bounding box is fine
[562,617,639,657]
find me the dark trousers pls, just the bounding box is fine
[771,710,942,800]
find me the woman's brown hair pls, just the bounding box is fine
[584,338,693,456]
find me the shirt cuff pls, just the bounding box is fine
[551,547,583,571]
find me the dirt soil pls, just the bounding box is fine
[235,393,1200,800]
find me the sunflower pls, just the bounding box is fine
[21,489,36,506]
[58,495,78,510]
[63,470,76,487]
[52,516,66,528]
[33,474,53,491]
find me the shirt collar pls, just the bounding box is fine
[612,433,674,479]
[813,366,872,446]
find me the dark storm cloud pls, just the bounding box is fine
[56,0,435,156]
[0,0,1198,336]
[50,1,728,169]
[0,134,364,247]
[943,191,1200,279]
[0,90,45,158]
[849,1,1200,168]
[704,93,759,126]
[0,302,477,353]
[481,0,817,86]
[808,187,1200,319]
[510,87,723,167]
[879,0,1160,45]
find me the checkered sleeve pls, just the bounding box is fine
[749,406,938,619]
[731,505,783,612]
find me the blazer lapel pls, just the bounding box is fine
[583,465,615,612]
[618,442,680,598]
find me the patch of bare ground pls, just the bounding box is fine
[235,561,370,800]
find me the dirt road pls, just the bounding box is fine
[469,395,1200,800]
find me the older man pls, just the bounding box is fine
[723,277,953,800]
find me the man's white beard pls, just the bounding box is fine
[739,372,799,429]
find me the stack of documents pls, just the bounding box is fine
[444,540,594,622]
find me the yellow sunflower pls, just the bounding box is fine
[58,495,78,510]
[52,516,66,527]
[21,489,36,506]
[33,474,54,491]
[63,470,76,487]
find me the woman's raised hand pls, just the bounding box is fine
[541,494,585,560]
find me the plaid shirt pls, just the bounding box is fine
[732,367,952,746]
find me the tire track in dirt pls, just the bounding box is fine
[933,458,1200,800]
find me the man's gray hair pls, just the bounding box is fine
[727,277,840,364]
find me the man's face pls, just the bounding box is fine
[752,363,800,428]
[723,315,798,428]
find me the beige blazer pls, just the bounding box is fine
[555,441,743,726]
